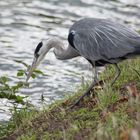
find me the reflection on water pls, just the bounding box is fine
[0,0,140,121]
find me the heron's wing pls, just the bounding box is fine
[72,24,140,62]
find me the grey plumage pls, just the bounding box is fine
[69,18,140,64]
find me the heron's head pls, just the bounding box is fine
[26,38,64,82]
[26,40,52,82]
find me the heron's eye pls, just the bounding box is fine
[34,41,43,56]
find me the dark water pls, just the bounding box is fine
[0,0,140,121]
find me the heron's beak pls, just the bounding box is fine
[26,57,38,82]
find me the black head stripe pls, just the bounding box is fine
[68,30,75,48]
[34,42,43,55]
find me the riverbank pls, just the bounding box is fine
[1,59,140,140]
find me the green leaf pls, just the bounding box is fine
[0,93,25,104]
[34,69,44,75]
[0,76,8,84]
[34,69,49,76]
[16,95,24,103]
[17,82,24,88]
[14,60,28,67]
[31,73,36,79]
[17,70,24,77]
[11,85,19,92]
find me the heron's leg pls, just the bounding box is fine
[85,67,98,97]
[93,67,99,82]
[70,79,98,108]
[111,64,121,86]
[70,68,99,108]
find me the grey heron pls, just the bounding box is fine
[26,18,140,107]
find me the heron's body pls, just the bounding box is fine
[68,18,140,67]
[26,18,140,107]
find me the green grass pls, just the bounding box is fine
[1,58,140,140]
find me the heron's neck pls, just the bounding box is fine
[47,37,79,60]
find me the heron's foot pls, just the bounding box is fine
[69,79,105,109]
[70,90,92,109]
[70,82,98,109]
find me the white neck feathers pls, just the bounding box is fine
[43,37,79,60]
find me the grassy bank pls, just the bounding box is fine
[1,58,140,140]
